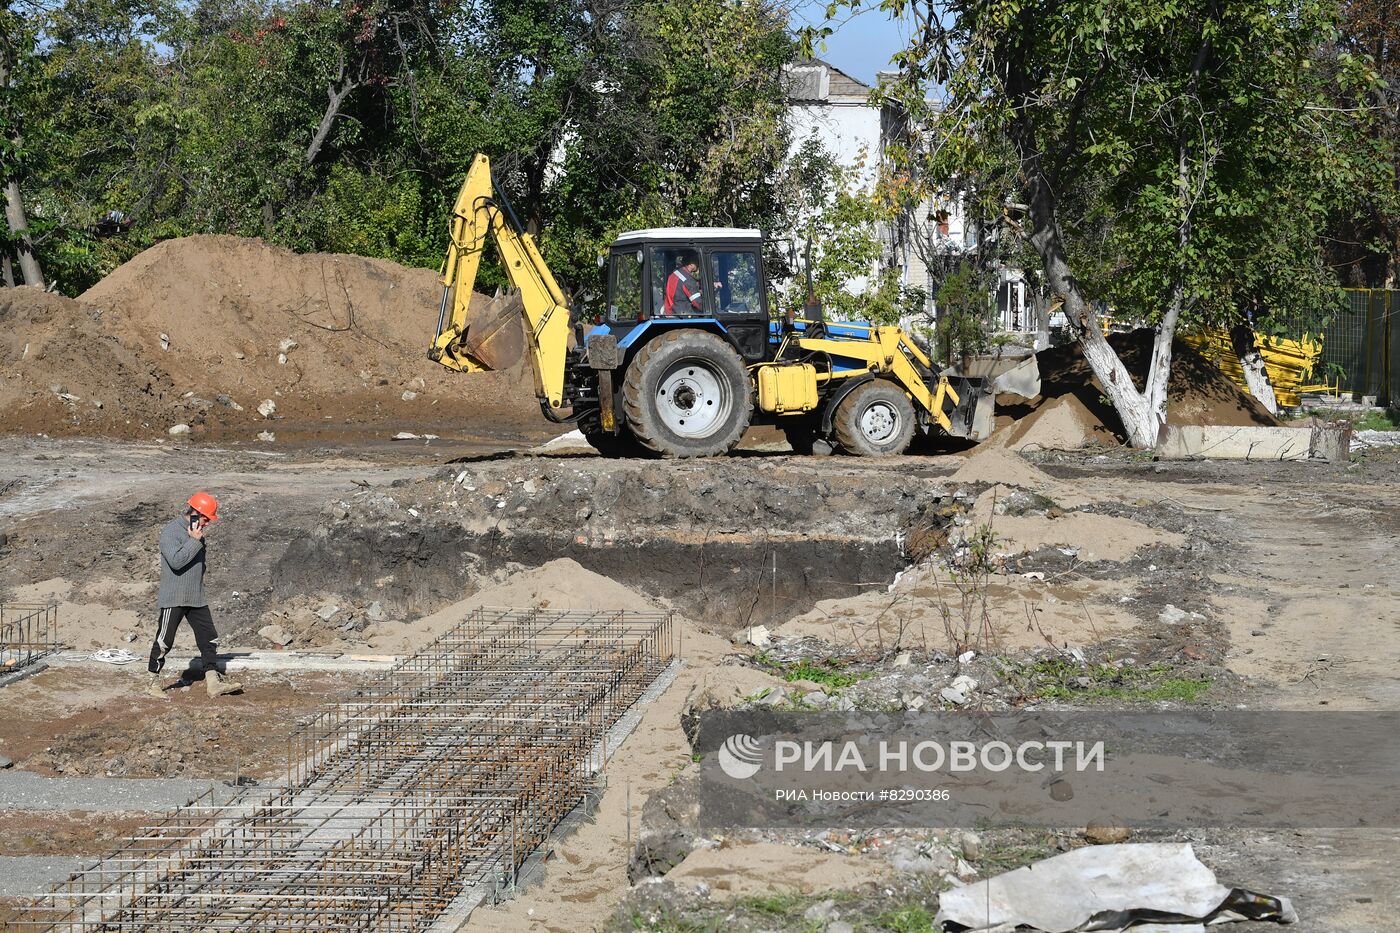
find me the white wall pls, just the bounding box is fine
[787,103,884,187]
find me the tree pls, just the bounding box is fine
[11,0,800,299]
[1324,0,1399,286]
[831,0,1384,446]
[0,0,46,287]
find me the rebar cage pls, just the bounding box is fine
[1,603,59,673]
[17,607,677,931]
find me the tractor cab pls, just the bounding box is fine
[597,228,772,362]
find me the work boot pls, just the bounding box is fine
[146,674,168,700]
[206,670,243,698]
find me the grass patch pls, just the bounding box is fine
[975,832,1060,874]
[1018,658,1212,703]
[1289,408,1400,432]
[874,903,939,932]
[737,891,813,916]
[755,655,872,691]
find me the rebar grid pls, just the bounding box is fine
[1,603,59,672]
[18,607,676,931]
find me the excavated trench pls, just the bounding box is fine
[271,522,910,632]
[265,458,962,632]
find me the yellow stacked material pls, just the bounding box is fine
[1180,329,1322,409]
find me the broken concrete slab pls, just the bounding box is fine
[936,842,1296,932]
[1155,424,1350,462]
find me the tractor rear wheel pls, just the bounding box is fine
[621,330,752,458]
[833,380,915,456]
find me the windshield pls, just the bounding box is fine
[607,250,644,323]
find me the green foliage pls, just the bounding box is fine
[9,0,797,296]
[932,263,997,364]
[1018,658,1213,703]
[874,902,938,933]
[776,136,926,323]
[863,0,1388,338]
[756,655,871,690]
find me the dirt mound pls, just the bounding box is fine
[462,558,665,613]
[2,236,540,440]
[999,392,1103,451]
[992,329,1279,450]
[950,446,1055,488]
[0,287,185,436]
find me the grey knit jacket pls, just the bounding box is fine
[157,516,208,609]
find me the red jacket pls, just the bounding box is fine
[664,268,703,315]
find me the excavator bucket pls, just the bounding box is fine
[456,291,527,372]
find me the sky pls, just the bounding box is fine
[790,1,911,85]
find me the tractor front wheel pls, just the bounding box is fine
[621,330,752,458]
[833,380,916,456]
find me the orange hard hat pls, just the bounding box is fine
[187,492,219,521]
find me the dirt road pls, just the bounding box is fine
[2,436,1398,930]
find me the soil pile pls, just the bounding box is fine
[0,287,184,436]
[989,329,1280,450]
[949,446,1055,488]
[461,558,666,613]
[2,235,539,440]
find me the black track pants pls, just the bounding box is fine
[149,605,220,674]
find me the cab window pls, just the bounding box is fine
[708,250,760,315]
[607,250,644,323]
[652,248,709,318]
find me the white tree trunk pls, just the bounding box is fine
[1,48,43,289]
[1009,110,1182,450]
[1078,306,1163,449]
[4,178,42,288]
[1230,322,1278,414]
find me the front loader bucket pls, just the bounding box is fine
[989,354,1042,398]
[942,376,996,442]
[457,292,527,372]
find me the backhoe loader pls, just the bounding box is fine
[430,154,1034,458]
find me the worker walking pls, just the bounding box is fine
[147,492,243,700]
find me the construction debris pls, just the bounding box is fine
[936,843,1297,932]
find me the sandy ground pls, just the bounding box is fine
[3,435,1400,931]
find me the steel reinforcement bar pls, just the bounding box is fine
[18,607,676,931]
[1,603,59,673]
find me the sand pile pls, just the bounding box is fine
[949,445,1055,488]
[964,485,1183,562]
[2,235,539,440]
[776,560,1142,651]
[460,558,665,613]
[363,559,670,654]
[986,329,1280,451]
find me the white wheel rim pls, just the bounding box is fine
[859,399,900,444]
[657,358,731,438]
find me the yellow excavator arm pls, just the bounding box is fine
[430,153,573,410]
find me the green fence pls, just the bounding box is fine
[1329,289,1398,404]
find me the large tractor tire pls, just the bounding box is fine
[833,380,916,456]
[621,330,752,458]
